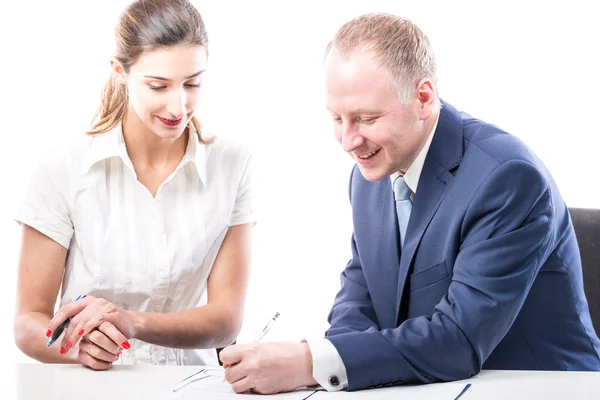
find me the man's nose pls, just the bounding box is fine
[340,122,364,152]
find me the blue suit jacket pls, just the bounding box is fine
[326,101,600,390]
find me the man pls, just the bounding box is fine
[220,13,600,393]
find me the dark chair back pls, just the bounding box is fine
[569,207,600,338]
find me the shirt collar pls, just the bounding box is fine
[82,122,207,186]
[181,124,208,185]
[82,123,129,173]
[390,112,440,194]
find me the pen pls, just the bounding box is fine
[47,295,87,347]
[253,312,280,343]
[221,312,281,384]
[454,383,471,400]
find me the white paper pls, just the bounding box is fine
[149,368,320,399]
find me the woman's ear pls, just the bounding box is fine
[110,57,128,85]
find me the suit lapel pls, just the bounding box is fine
[394,101,464,324]
[394,164,454,323]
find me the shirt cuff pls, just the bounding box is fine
[304,338,348,391]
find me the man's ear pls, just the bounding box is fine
[415,78,436,121]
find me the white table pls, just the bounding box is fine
[8,364,600,399]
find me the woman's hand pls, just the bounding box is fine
[78,324,124,370]
[47,296,136,355]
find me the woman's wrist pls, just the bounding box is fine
[128,310,146,339]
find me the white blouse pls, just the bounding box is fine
[15,124,256,366]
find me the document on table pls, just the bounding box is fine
[149,367,322,400]
[150,367,474,399]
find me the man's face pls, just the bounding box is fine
[324,49,428,182]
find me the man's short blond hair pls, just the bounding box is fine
[325,13,438,104]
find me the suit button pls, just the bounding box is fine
[328,375,340,387]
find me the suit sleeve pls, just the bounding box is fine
[327,160,555,390]
[325,166,380,337]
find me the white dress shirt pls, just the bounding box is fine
[15,124,256,366]
[306,113,439,391]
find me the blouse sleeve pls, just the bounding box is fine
[15,157,74,249]
[228,151,258,227]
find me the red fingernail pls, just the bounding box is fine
[45,329,52,338]
[59,347,67,355]
[65,340,73,350]
[78,329,85,336]
[122,341,131,350]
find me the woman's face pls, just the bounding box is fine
[120,44,208,140]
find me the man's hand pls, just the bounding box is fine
[220,342,318,394]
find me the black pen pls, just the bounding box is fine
[47,295,87,347]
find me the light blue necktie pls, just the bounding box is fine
[393,176,413,248]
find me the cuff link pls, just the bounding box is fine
[328,375,340,387]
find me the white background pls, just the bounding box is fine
[1,1,598,364]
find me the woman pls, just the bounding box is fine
[14,0,254,370]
